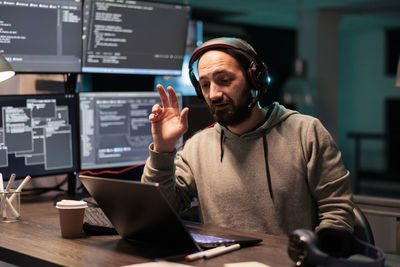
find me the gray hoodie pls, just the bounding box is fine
[142,102,354,236]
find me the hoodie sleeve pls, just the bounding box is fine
[141,144,195,213]
[304,118,354,234]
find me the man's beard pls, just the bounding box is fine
[209,89,253,126]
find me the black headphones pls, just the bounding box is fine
[188,37,269,108]
[288,229,385,267]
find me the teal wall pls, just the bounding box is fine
[338,15,400,187]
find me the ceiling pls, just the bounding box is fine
[155,0,400,29]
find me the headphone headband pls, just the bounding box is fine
[188,37,269,108]
[189,37,261,66]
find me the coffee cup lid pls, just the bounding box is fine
[56,200,88,209]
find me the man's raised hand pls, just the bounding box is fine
[149,84,189,152]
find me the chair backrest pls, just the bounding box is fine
[353,205,375,245]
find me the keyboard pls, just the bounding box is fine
[190,232,236,248]
[190,233,235,246]
[83,205,118,235]
[185,222,262,249]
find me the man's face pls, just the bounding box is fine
[197,50,253,126]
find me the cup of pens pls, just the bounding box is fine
[0,190,20,222]
[0,173,31,223]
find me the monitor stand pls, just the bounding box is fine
[54,172,89,202]
[67,171,77,195]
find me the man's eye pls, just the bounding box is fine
[200,83,210,90]
[219,78,231,85]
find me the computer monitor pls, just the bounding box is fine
[81,0,190,75]
[0,94,79,179]
[79,91,182,170]
[0,0,82,73]
[154,20,203,96]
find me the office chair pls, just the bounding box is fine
[353,205,375,245]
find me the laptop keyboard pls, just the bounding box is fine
[84,206,114,228]
[190,232,236,248]
[83,206,118,235]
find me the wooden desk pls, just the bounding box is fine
[0,199,292,266]
[1,199,400,267]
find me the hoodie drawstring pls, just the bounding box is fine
[263,133,273,201]
[220,130,225,162]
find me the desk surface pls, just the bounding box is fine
[0,199,400,267]
[0,199,293,266]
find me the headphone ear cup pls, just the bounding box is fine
[249,61,268,88]
[288,229,326,266]
[247,61,268,108]
[189,65,205,101]
[290,228,385,267]
[247,62,260,90]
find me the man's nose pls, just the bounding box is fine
[209,83,223,100]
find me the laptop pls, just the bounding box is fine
[79,175,262,254]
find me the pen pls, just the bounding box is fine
[9,175,31,203]
[203,244,241,259]
[6,174,30,217]
[0,173,4,216]
[0,173,4,192]
[5,173,16,192]
[16,175,31,192]
[185,244,241,261]
[0,173,19,218]
[0,194,20,218]
[3,173,16,215]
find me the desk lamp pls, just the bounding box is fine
[0,55,15,83]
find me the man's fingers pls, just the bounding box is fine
[149,104,162,121]
[152,85,184,124]
[156,84,170,108]
[167,86,179,109]
[152,104,162,114]
[180,107,189,129]
[149,113,156,121]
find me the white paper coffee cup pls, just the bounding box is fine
[56,200,88,238]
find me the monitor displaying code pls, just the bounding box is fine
[79,91,182,170]
[81,0,190,75]
[0,94,78,179]
[0,0,82,73]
